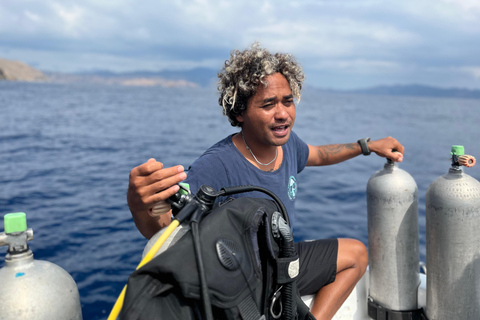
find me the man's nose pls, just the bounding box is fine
[274,104,288,119]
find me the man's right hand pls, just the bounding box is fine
[127,158,187,238]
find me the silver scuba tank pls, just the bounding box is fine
[426,146,479,320]
[367,158,420,311]
[0,212,83,320]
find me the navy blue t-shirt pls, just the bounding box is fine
[184,131,309,228]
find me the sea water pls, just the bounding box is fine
[1,82,479,319]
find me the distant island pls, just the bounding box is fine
[0,58,199,88]
[45,72,199,88]
[2,57,480,99]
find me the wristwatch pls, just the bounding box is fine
[357,137,371,156]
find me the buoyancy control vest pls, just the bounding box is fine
[119,186,315,320]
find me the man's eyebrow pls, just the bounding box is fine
[261,94,293,103]
[262,96,276,103]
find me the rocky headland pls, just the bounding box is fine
[0,58,47,81]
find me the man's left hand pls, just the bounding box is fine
[369,137,404,162]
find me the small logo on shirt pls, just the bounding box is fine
[288,176,297,200]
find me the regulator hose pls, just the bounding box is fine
[220,185,289,225]
[191,221,214,320]
[272,212,298,320]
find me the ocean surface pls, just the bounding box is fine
[1,82,479,319]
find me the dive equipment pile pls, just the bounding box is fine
[110,184,315,320]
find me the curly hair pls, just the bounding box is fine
[217,42,305,127]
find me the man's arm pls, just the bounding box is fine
[127,158,187,239]
[306,136,404,166]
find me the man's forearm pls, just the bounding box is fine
[307,143,362,166]
[307,137,404,166]
[131,209,170,240]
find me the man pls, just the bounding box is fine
[127,43,404,320]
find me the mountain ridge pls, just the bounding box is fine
[2,58,480,99]
[346,84,480,99]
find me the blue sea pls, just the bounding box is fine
[1,82,479,319]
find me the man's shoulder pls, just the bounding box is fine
[185,135,237,192]
[190,135,236,167]
[196,135,235,161]
[203,135,234,154]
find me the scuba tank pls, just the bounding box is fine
[367,157,421,316]
[426,146,479,320]
[0,212,83,320]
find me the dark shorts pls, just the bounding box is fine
[295,238,338,295]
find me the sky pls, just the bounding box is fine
[1,0,480,89]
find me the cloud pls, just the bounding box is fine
[1,0,480,89]
[459,66,480,79]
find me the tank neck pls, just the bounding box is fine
[5,249,34,266]
[448,167,463,174]
[384,160,397,171]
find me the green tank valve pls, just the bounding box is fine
[451,145,465,156]
[4,212,27,234]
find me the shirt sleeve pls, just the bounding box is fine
[290,131,309,173]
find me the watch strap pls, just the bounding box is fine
[358,137,371,156]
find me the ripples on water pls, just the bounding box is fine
[1,82,479,319]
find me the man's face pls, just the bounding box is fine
[236,73,296,147]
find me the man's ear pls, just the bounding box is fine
[236,113,244,123]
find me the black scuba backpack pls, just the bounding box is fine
[119,196,315,320]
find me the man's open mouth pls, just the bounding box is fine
[271,124,290,135]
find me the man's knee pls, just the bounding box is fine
[337,238,368,275]
[352,239,368,274]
